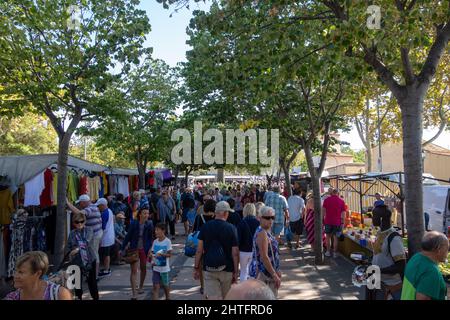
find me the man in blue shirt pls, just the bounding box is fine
[374,193,385,208]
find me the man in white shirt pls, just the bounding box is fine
[287,189,305,249]
[97,198,115,277]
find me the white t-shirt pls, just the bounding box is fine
[287,195,305,222]
[151,237,173,273]
[24,171,45,206]
[101,209,115,247]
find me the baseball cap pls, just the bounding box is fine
[215,201,234,213]
[75,194,90,204]
[95,198,108,206]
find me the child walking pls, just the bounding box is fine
[150,223,173,300]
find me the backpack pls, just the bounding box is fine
[184,214,205,257]
[386,231,406,279]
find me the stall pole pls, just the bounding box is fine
[359,174,364,225]
[399,172,405,236]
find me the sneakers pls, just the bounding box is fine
[324,251,331,257]
[98,269,112,278]
[332,252,338,258]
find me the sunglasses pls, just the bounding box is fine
[74,220,85,224]
[261,216,275,220]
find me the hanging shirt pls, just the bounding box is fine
[39,169,53,208]
[118,176,130,197]
[101,173,108,195]
[0,189,14,224]
[87,176,100,201]
[67,173,78,203]
[79,176,88,196]
[24,171,45,206]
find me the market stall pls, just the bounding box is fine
[0,154,145,279]
[328,172,406,236]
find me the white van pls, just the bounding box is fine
[423,185,450,234]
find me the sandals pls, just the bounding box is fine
[137,288,145,294]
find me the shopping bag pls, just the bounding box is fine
[284,225,294,243]
[184,231,200,257]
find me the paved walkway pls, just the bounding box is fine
[92,222,363,300]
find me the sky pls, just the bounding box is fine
[139,1,450,151]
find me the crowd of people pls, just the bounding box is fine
[1,181,448,301]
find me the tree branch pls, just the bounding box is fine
[318,121,332,175]
[418,23,450,85]
[354,116,367,146]
[42,93,64,138]
[401,47,415,85]
[362,44,403,99]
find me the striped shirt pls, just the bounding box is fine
[82,204,102,235]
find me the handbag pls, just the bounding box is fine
[123,248,139,264]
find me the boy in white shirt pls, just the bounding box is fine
[150,223,173,300]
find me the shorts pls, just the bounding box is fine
[272,223,284,236]
[324,224,342,235]
[89,230,103,263]
[181,209,190,223]
[204,271,233,299]
[99,245,113,258]
[152,271,170,286]
[290,220,304,236]
[187,210,196,227]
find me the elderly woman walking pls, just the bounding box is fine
[249,206,281,297]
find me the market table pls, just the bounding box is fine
[338,235,373,260]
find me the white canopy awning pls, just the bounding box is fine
[0,154,140,192]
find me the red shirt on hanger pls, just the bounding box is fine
[39,169,53,208]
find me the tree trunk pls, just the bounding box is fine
[399,89,426,256]
[174,165,179,187]
[282,163,292,197]
[185,168,190,187]
[137,160,146,190]
[304,143,324,264]
[53,134,71,269]
[366,141,372,172]
[217,167,225,184]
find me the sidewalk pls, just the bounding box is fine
[93,222,363,300]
